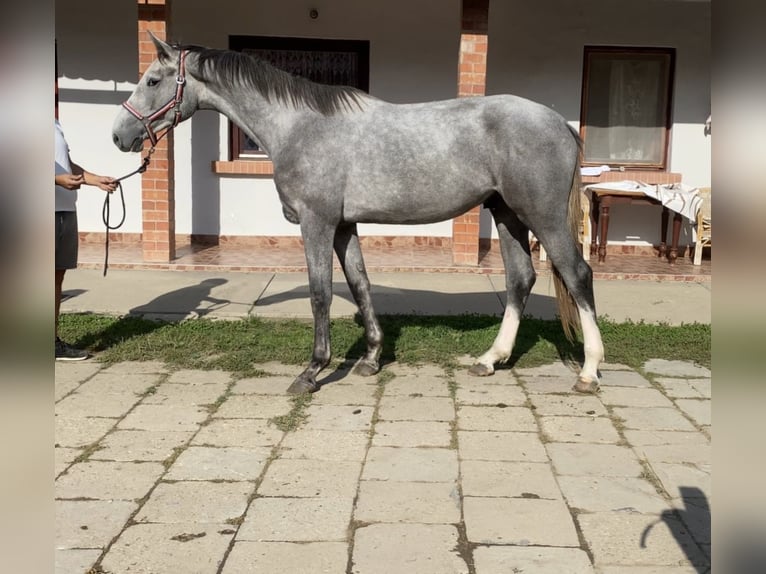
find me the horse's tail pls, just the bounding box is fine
[552,125,583,342]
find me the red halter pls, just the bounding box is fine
[122,50,188,148]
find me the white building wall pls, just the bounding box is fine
[57,0,709,248]
[484,0,711,245]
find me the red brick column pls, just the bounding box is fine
[138,0,175,262]
[452,0,488,265]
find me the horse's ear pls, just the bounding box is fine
[148,30,177,65]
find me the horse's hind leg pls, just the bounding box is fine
[535,229,604,393]
[470,201,536,376]
[334,223,383,376]
[287,220,336,394]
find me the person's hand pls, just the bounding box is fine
[55,173,84,190]
[94,176,118,193]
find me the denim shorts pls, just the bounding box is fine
[55,211,78,270]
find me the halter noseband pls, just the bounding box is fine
[122,49,188,148]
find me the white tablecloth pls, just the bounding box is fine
[585,180,702,222]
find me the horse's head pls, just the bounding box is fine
[112,32,198,152]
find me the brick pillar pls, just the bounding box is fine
[452,0,488,265]
[138,0,175,262]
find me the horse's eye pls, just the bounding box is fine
[147,78,159,87]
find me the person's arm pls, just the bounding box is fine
[70,161,117,193]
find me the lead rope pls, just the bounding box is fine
[101,149,154,276]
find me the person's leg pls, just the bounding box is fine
[55,211,88,360]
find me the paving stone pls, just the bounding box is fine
[373,421,452,447]
[383,373,450,397]
[377,395,455,422]
[136,481,252,524]
[94,430,193,462]
[56,461,165,501]
[578,512,708,568]
[474,546,595,574]
[458,431,548,461]
[238,496,353,541]
[354,480,461,523]
[596,566,703,574]
[100,360,168,375]
[611,407,697,432]
[458,405,536,431]
[688,379,711,399]
[55,378,81,402]
[599,387,674,408]
[461,461,562,499]
[164,446,271,481]
[455,382,526,406]
[310,382,378,405]
[622,430,709,447]
[55,361,102,384]
[258,459,361,498]
[118,404,209,431]
[464,497,579,546]
[642,359,710,378]
[78,371,162,395]
[453,368,519,386]
[101,522,234,574]
[55,447,80,477]
[279,430,369,461]
[515,361,578,378]
[352,523,468,574]
[142,382,229,406]
[651,463,711,501]
[302,404,375,431]
[55,390,143,419]
[633,443,711,466]
[539,416,621,444]
[55,549,101,574]
[599,370,653,388]
[599,363,634,371]
[522,375,580,394]
[166,369,232,385]
[674,399,711,426]
[362,447,458,482]
[385,363,448,379]
[56,499,137,549]
[557,476,668,513]
[251,361,298,376]
[529,394,608,416]
[223,541,348,574]
[192,418,284,448]
[547,443,643,477]
[214,394,293,419]
[55,416,116,449]
[231,375,294,395]
[654,378,705,399]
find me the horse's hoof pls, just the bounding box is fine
[572,378,600,394]
[468,363,494,377]
[353,360,379,377]
[287,377,317,395]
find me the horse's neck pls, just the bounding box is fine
[200,86,301,158]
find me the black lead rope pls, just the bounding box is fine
[101,154,152,276]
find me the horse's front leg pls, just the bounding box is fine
[334,223,383,377]
[286,221,336,394]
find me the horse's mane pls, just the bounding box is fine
[178,44,366,115]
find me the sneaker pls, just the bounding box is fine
[55,338,89,361]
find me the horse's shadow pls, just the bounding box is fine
[255,282,581,380]
[71,278,231,351]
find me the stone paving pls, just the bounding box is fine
[55,359,711,574]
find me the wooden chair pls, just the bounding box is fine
[693,187,711,265]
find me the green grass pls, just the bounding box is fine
[59,313,710,377]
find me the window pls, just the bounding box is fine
[580,46,675,170]
[229,36,370,160]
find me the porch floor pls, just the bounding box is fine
[78,240,711,282]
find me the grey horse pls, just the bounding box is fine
[112,33,604,394]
